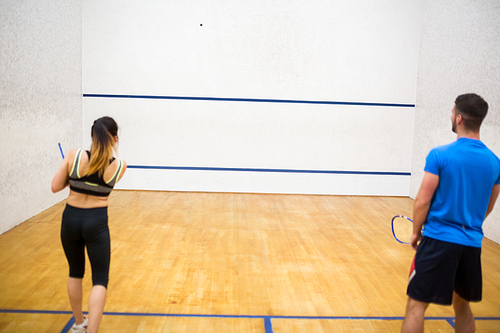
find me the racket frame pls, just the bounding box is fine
[391,215,413,244]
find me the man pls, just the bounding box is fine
[401,93,500,333]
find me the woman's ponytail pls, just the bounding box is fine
[87,117,118,176]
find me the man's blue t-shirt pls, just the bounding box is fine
[423,138,500,247]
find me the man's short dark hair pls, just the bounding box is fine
[454,93,488,132]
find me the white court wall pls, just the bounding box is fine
[0,1,82,234]
[411,0,500,242]
[83,0,421,195]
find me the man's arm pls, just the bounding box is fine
[485,184,500,219]
[411,172,440,250]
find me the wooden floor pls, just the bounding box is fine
[1,190,500,332]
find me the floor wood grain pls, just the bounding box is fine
[1,190,499,332]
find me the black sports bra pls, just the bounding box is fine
[68,150,124,197]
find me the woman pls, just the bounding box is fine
[52,116,127,333]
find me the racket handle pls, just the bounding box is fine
[58,143,65,159]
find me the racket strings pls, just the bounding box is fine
[391,215,413,244]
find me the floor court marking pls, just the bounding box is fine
[61,317,75,333]
[2,309,499,332]
[264,317,273,333]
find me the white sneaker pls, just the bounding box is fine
[72,316,88,333]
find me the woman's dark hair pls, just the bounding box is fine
[454,93,488,132]
[87,116,118,176]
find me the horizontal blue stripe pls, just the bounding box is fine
[127,165,411,176]
[1,308,496,330]
[2,309,498,321]
[0,309,72,314]
[83,93,415,108]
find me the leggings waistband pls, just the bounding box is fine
[64,204,108,216]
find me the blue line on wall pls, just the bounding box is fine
[127,165,411,176]
[83,93,415,108]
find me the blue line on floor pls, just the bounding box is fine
[3,308,499,332]
[60,317,74,333]
[0,309,72,314]
[3,309,499,321]
[264,317,273,333]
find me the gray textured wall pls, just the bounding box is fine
[0,1,82,234]
[411,0,500,242]
[2,0,499,242]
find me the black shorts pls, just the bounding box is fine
[61,204,110,288]
[407,236,482,305]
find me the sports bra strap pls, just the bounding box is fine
[105,159,124,186]
[69,150,83,178]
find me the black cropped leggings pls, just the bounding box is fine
[61,204,110,288]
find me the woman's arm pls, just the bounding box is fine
[51,149,77,193]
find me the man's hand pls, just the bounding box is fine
[410,230,422,251]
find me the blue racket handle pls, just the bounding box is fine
[391,215,413,244]
[58,143,65,159]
